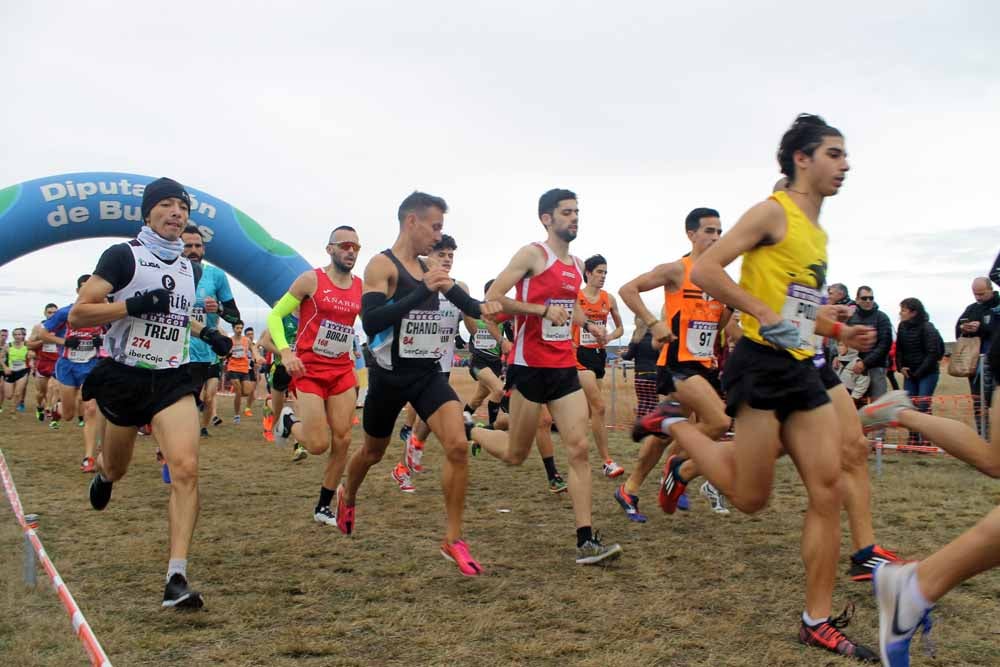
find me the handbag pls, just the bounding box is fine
[947,335,981,377]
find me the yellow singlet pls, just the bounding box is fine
[739,191,828,361]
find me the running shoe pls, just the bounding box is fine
[314,505,337,526]
[243,408,252,417]
[162,573,205,609]
[262,414,275,437]
[16,403,25,413]
[614,485,648,523]
[392,463,416,493]
[406,435,424,473]
[677,490,690,511]
[292,445,308,462]
[49,420,60,430]
[548,473,568,494]
[263,428,275,444]
[798,604,879,662]
[211,415,223,427]
[858,390,914,430]
[80,457,96,473]
[335,485,354,535]
[849,544,903,582]
[631,400,685,442]
[200,427,210,438]
[399,424,412,445]
[89,474,113,510]
[575,532,623,565]
[602,460,625,478]
[77,416,84,427]
[441,539,484,576]
[874,562,935,666]
[657,455,688,514]
[276,407,296,445]
[699,481,730,515]
[35,407,44,422]
[233,415,241,425]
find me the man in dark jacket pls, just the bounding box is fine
[848,286,893,400]
[956,276,1000,432]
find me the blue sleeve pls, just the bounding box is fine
[43,305,70,334]
[216,271,234,303]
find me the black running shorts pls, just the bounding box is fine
[656,365,675,396]
[469,356,503,382]
[363,367,458,439]
[667,361,722,396]
[817,361,842,390]
[227,371,251,382]
[721,338,830,422]
[576,347,607,379]
[271,364,292,392]
[505,365,581,404]
[82,358,197,427]
[188,362,219,393]
[3,369,29,384]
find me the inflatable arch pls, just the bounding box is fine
[0,172,309,305]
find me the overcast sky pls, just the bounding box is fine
[2,1,998,342]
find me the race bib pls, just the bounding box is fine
[191,306,206,325]
[779,284,823,348]
[10,359,26,371]
[542,299,574,342]
[400,310,444,358]
[231,344,246,359]
[312,319,354,358]
[68,339,97,363]
[685,320,718,358]
[41,343,58,354]
[474,328,498,351]
[579,318,606,347]
[124,313,188,369]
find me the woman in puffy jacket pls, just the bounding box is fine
[896,297,941,413]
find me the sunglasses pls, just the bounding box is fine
[857,296,874,301]
[332,241,361,252]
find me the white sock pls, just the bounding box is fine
[898,569,933,629]
[659,417,687,435]
[167,558,187,582]
[802,611,828,626]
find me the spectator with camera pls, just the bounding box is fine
[847,285,893,400]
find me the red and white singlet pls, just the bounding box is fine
[511,243,583,368]
[296,268,362,373]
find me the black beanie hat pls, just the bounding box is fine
[141,177,192,221]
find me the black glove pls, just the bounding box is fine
[199,327,233,357]
[125,289,172,317]
[64,336,81,349]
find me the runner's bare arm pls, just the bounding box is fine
[485,245,547,317]
[606,294,624,342]
[690,199,786,327]
[619,262,682,344]
[25,326,45,351]
[69,275,127,327]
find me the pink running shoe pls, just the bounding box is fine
[335,485,354,535]
[440,539,484,577]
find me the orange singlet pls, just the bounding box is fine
[657,256,724,368]
[572,289,612,350]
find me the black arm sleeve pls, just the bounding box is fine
[219,299,241,325]
[361,284,434,338]
[93,243,135,294]
[443,283,481,319]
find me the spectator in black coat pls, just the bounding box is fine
[896,297,941,414]
[847,285,893,400]
[956,277,999,421]
[621,317,659,417]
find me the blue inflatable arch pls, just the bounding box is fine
[0,172,309,305]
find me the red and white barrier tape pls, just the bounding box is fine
[0,450,112,667]
[871,441,945,455]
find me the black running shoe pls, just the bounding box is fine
[89,474,113,511]
[200,427,210,438]
[798,604,879,662]
[631,400,685,442]
[162,573,204,609]
[211,416,223,427]
[399,424,412,444]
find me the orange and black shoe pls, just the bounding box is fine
[798,605,879,662]
[848,544,903,582]
[630,400,685,443]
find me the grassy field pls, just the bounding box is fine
[1,371,998,666]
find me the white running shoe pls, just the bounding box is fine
[314,505,337,526]
[699,481,730,515]
[859,390,914,430]
[602,460,625,479]
[874,562,935,666]
[276,406,296,445]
